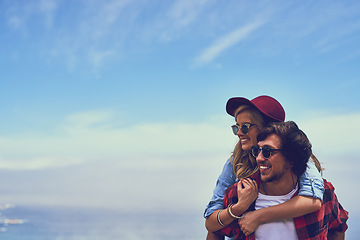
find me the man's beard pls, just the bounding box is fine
[262,166,289,183]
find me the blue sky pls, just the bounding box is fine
[0,0,359,238]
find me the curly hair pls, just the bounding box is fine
[256,121,312,177]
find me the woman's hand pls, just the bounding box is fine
[237,178,258,207]
[231,178,258,216]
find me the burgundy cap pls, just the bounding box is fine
[226,95,285,122]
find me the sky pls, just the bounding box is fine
[0,0,360,237]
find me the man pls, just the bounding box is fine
[215,121,348,240]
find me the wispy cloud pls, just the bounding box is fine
[52,0,134,70]
[4,0,58,31]
[85,0,133,40]
[269,1,360,55]
[193,20,265,66]
[3,0,137,71]
[0,110,233,170]
[39,0,58,29]
[167,0,209,28]
[1,108,359,172]
[156,0,211,42]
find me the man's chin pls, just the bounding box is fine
[261,174,277,183]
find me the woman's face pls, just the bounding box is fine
[235,110,260,151]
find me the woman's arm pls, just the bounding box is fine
[238,160,324,234]
[204,158,237,219]
[298,160,324,200]
[206,232,225,240]
[205,158,237,233]
[206,179,258,233]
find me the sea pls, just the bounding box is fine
[0,205,207,240]
[1,205,359,239]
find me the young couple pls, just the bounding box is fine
[204,95,348,240]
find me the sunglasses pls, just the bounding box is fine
[251,146,282,159]
[231,123,256,135]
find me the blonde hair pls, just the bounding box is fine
[231,105,266,179]
[310,154,324,174]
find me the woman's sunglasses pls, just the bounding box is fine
[231,123,256,135]
[251,146,282,159]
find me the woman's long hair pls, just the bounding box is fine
[310,154,323,174]
[231,105,267,179]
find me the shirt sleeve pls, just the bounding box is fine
[204,158,237,219]
[298,160,325,201]
[325,180,349,233]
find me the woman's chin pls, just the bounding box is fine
[241,143,252,151]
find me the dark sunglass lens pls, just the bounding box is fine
[241,124,250,134]
[231,125,238,135]
[251,146,259,157]
[262,147,272,159]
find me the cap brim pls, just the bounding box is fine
[226,97,254,117]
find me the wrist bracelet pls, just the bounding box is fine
[217,210,225,226]
[227,204,242,219]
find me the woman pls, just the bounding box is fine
[204,95,324,239]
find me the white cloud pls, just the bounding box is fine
[295,112,360,217]
[1,109,359,172]
[1,110,359,171]
[64,110,114,126]
[0,156,85,170]
[0,110,359,213]
[0,110,234,170]
[297,112,360,155]
[194,20,265,65]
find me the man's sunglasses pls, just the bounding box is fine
[231,123,256,135]
[251,146,282,159]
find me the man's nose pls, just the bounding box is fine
[256,151,265,162]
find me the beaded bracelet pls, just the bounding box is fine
[217,209,225,226]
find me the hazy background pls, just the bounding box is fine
[0,0,359,238]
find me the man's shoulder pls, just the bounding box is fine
[323,178,334,191]
[322,179,337,202]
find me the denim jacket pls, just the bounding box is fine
[204,158,324,218]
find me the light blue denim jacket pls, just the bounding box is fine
[204,158,324,219]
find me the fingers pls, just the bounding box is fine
[240,226,250,236]
[239,178,258,189]
[253,179,258,192]
[237,180,243,191]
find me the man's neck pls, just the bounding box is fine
[260,173,298,196]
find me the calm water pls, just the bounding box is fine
[1,205,358,239]
[1,205,206,240]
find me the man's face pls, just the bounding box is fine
[256,133,291,183]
